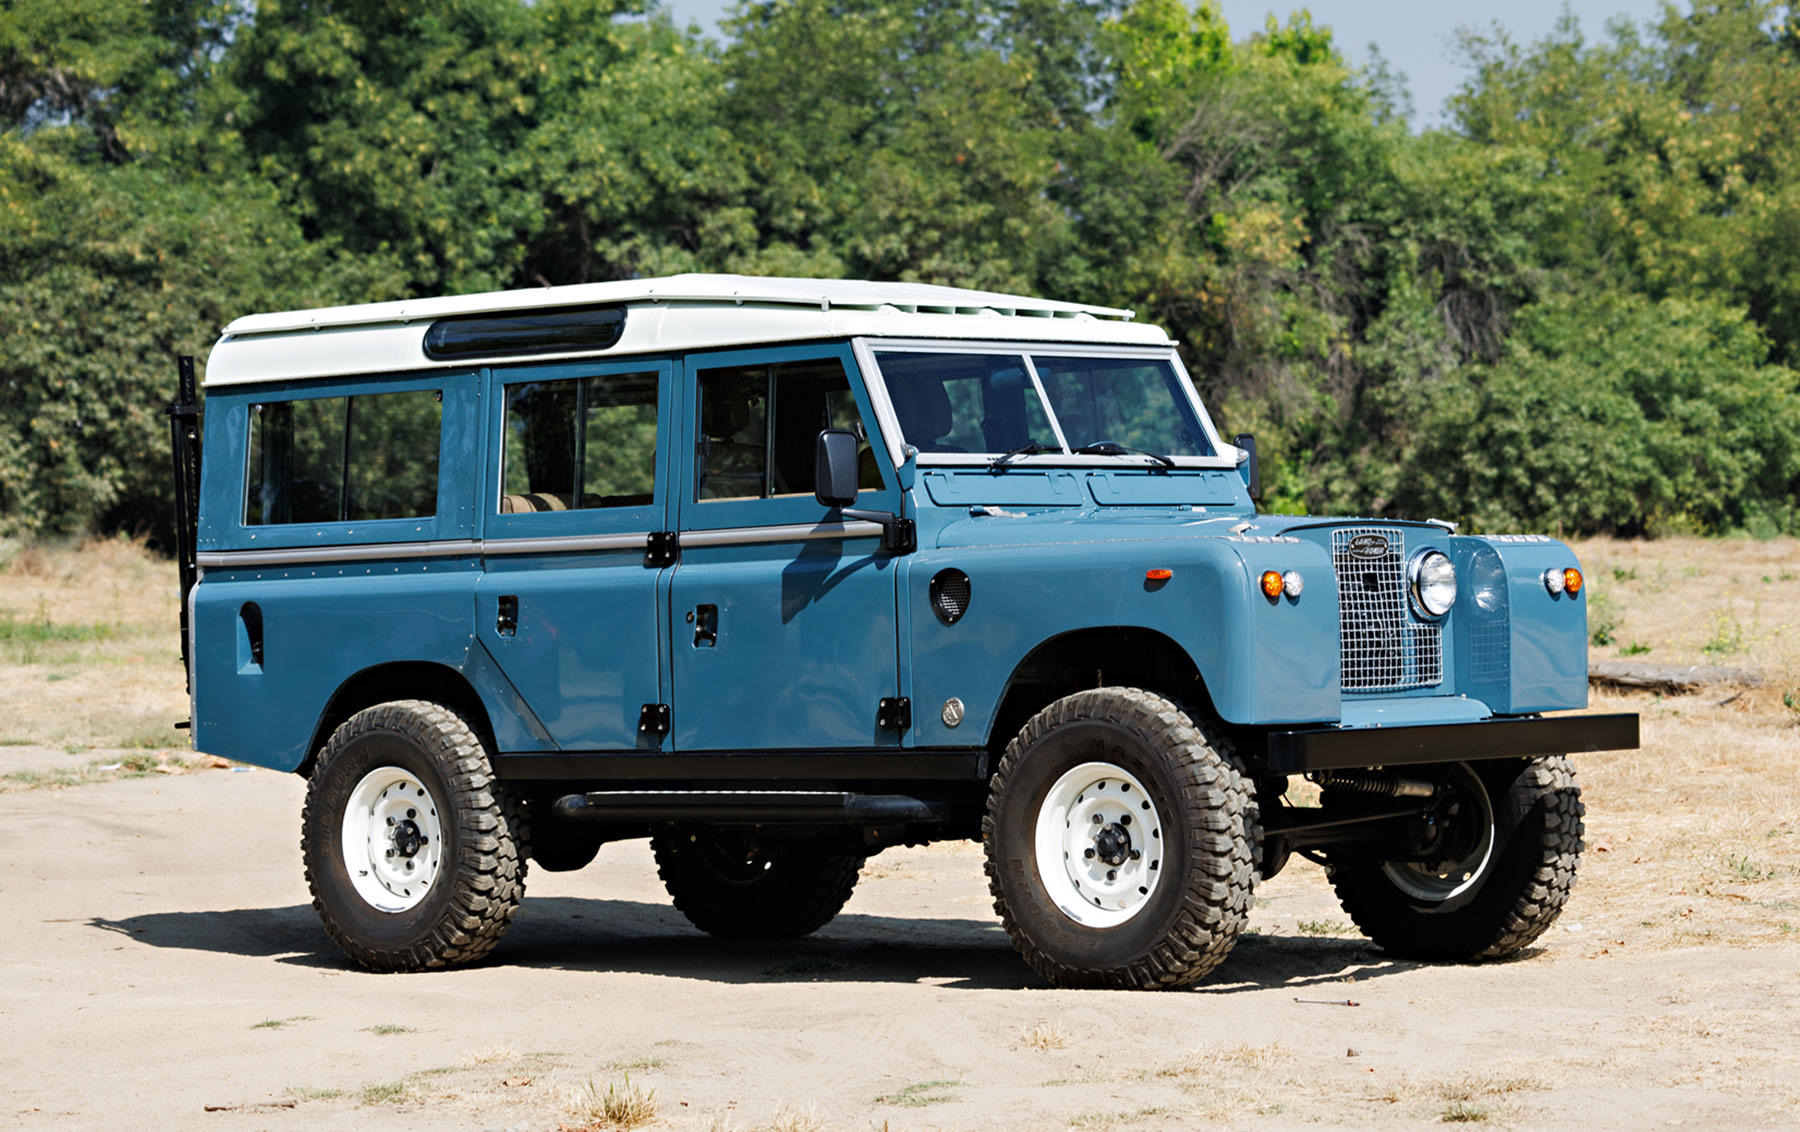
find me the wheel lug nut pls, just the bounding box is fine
[386,816,396,826]
[1084,848,1095,859]
[1092,814,1103,825]
[385,849,394,858]
[1130,849,1141,860]
[407,809,417,819]
[1121,814,1131,826]
[1106,869,1118,881]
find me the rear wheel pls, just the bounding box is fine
[983,688,1257,990]
[1324,755,1584,960]
[652,831,863,939]
[301,700,528,971]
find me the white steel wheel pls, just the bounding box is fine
[1033,761,1165,928]
[984,688,1258,990]
[1379,763,1495,903]
[340,766,445,912]
[1324,756,1585,961]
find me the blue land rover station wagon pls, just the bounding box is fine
[165,274,1638,988]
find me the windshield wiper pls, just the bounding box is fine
[988,440,1058,470]
[1071,441,1175,468]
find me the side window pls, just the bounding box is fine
[696,357,879,502]
[246,389,441,525]
[500,371,659,513]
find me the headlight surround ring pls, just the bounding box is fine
[1407,547,1458,619]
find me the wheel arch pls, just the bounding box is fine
[985,627,1221,757]
[300,661,496,779]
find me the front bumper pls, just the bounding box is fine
[1265,712,1639,774]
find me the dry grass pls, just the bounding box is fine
[0,536,187,751]
[1367,1065,1548,1106]
[1015,1020,1069,1051]
[565,1074,658,1130]
[749,1107,826,1132]
[1520,537,1800,954]
[1153,1042,1290,1077]
[872,1078,961,1107]
[1569,684,1800,952]
[1574,536,1800,669]
[0,751,204,793]
[463,1044,519,1066]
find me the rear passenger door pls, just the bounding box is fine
[667,343,903,752]
[475,358,674,751]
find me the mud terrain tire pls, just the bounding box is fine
[302,700,528,971]
[983,688,1258,990]
[1326,754,1584,960]
[652,832,863,939]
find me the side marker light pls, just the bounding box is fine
[1282,570,1304,598]
[1543,568,1565,596]
[1260,570,1284,599]
[1563,568,1583,596]
[1146,568,1173,582]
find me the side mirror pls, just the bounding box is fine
[1233,433,1261,501]
[813,428,917,554]
[815,428,861,508]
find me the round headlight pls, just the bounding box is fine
[1407,548,1457,618]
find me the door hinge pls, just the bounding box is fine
[877,696,911,731]
[638,703,671,738]
[886,518,917,555]
[644,531,679,568]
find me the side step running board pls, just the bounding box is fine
[552,790,949,826]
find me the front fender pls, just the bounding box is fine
[902,536,1340,748]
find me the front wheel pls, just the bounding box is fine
[1324,755,1584,960]
[301,700,529,971]
[983,688,1257,990]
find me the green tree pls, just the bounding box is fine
[1399,293,1800,534]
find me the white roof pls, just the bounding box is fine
[203,273,1170,387]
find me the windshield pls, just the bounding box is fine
[873,350,1213,460]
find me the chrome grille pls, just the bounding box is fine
[1331,527,1443,692]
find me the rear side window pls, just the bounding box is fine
[500,371,659,512]
[246,389,442,525]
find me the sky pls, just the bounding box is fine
[655,0,1679,127]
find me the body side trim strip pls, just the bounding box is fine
[197,539,481,568]
[681,520,884,547]
[198,519,889,568]
[481,531,651,556]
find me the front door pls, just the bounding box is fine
[667,343,903,752]
[475,358,674,751]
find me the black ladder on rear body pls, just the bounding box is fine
[167,356,201,698]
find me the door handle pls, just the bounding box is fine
[496,595,518,636]
[690,604,718,648]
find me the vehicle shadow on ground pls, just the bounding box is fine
[91,897,1439,993]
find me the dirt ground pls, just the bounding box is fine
[2,539,1798,1130]
[3,713,1797,1132]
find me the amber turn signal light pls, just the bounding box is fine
[1146,568,1173,581]
[1563,568,1583,596]
[1260,570,1284,599]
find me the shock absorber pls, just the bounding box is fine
[1310,771,1437,799]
